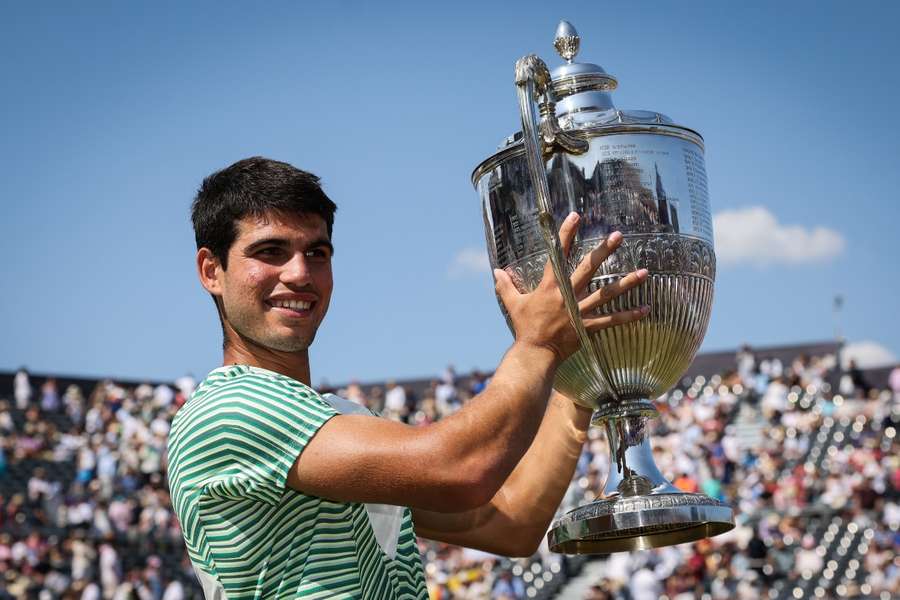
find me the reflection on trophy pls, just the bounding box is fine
[471,21,735,553]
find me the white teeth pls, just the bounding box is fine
[273,300,311,311]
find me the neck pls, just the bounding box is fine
[222,335,312,385]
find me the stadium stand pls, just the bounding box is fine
[0,341,897,599]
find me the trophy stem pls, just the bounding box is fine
[592,401,682,498]
[546,398,735,554]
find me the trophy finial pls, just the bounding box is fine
[554,20,580,63]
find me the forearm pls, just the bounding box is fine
[413,392,591,555]
[432,341,561,505]
[488,392,591,543]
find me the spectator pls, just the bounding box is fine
[41,379,60,412]
[793,535,823,578]
[736,344,755,384]
[14,368,32,410]
[383,380,407,420]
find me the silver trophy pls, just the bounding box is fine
[471,21,734,553]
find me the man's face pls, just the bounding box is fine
[211,211,333,353]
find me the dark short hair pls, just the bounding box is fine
[191,157,337,268]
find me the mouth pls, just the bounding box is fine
[266,298,316,318]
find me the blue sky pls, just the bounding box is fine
[2,1,898,386]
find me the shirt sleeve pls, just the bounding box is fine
[198,376,337,506]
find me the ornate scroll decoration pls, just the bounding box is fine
[514,54,552,92]
[554,34,579,62]
[509,234,716,289]
[553,20,580,63]
[538,101,589,157]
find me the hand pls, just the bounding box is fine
[494,212,649,363]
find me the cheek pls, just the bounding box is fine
[223,266,276,305]
[313,269,334,305]
[244,265,275,287]
[313,265,333,289]
[320,271,334,295]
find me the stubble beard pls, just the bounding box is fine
[221,301,321,355]
[250,328,317,353]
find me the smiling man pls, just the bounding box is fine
[167,156,649,599]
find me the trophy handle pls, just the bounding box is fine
[514,54,616,399]
[514,55,589,158]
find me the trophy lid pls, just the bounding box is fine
[549,21,618,121]
[550,21,617,90]
[485,20,689,155]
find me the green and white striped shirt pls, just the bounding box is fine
[167,365,427,599]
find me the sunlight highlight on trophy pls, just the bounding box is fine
[471,21,735,553]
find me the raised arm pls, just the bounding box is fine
[287,213,647,513]
[411,391,590,556]
[288,341,559,511]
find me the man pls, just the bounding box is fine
[167,157,649,598]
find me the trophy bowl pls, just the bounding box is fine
[471,21,734,553]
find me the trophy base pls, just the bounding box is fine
[547,492,734,554]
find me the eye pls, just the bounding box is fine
[256,246,285,258]
[305,248,331,261]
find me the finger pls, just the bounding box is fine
[579,269,649,314]
[540,212,580,285]
[571,231,623,291]
[582,305,650,330]
[558,211,580,257]
[493,268,521,306]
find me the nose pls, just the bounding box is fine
[280,252,312,287]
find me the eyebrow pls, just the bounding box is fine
[244,237,335,256]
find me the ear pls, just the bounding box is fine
[197,248,224,296]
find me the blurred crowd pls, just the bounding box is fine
[1,375,194,599]
[576,351,900,600]
[1,351,898,599]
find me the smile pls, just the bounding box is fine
[265,298,317,318]
[270,299,312,311]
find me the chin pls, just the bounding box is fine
[260,337,314,353]
[238,328,314,354]
[265,333,317,353]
